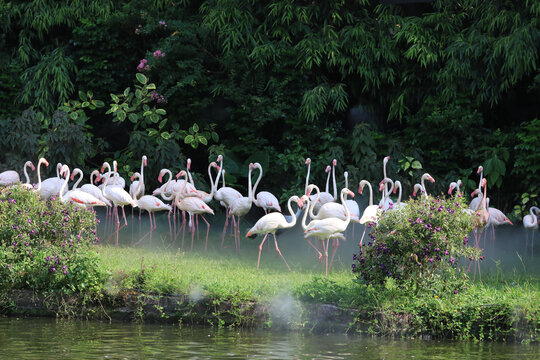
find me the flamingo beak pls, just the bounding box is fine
[70,173,75,180]
[30,164,35,171]
[158,175,163,183]
[44,160,49,167]
[379,183,384,192]
[216,165,220,171]
[144,159,147,167]
[305,158,310,165]
[348,190,355,198]
[359,186,363,195]
[448,187,453,195]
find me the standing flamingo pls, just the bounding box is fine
[246,195,302,271]
[228,163,255,250]
[359,180,379,247]
[175,170,215,251]
[101,161,138,246]
[33,158,49,194]
[471,177,489,280]
[523,206,539,251]
[133,191,172,246]
[251,162,281,213]
[378,177,395,211]
[214,154,243,246]
[392,180,407,211]
[469,166,484,210]
[19,161,35,190]
[36,162,66,199]
[304,188,354,276]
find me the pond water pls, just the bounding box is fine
[1,317,538,359]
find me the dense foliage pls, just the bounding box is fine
[353,195,479,293]
[0,0,538,217]
[0,186,103,296]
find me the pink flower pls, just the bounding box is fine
[159,21,167,28]
[153,50,165,59]
[137,58,149,72]
[135,24,142,34]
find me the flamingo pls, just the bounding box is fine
[101,161,138,246]
[313,159,338,212]
[246,195,303,271]
[58,165,107,209]
[343,172,360,223]
[130,155,147,201]
[19,161,35,190]
[379,156,392,209]
[448,180,463,196]
[304,188,354,276]
[378,177,395,211]
[359,180,379,247]
[413,173,435,199]
[80,170,111,206]
[523,206,539,250]
[471,177,489,280]
[214,154,243,246]
[251,162,281,213]
[175,170,215,251]
[392,180,407,211]
[0,168,20,185]
[469,166,484,210]
[33,157,50,194]
[228,163,255,250]
[36,162,65,199]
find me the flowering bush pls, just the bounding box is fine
[353,195,481,293]
[0,186,104,295]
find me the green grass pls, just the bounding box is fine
[98,245,356,302]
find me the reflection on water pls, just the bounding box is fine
[1,318,538,359]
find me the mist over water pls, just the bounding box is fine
[93,207,540,275]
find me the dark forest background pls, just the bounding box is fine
[0,0,538,220]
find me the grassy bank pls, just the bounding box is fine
[95,245,540,342]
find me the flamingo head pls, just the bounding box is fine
[249,163,254,171]
[176,170,186,179]
[345,189,354,198]
[378,182,385,192]
[59,165,69,177]
[158,171,164,183]
[325,165,331,173]
[448,185,454,195]
[358,184,364,195]
[332,159,337,166]
[100,163,106,173]
[481,178,487,187]
[305,158,311,165]
[470,188,479,197]
[477,165,483,174]
[297,196,304,209]
[26,161,35,171]
[113,160,118,171]
[215,164,220,172]
[217,154,223,162]
[130,174,136,182]
[413,189,417,197]
[70,172,75,181]
[42,159,49,167]
[143,155,147,167]
[393,185,397,194]
[425,174,435,183]
[187,158,191,170]
[95,173,102,184]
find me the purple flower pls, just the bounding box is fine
[13,225,18,230]
[153,49,165,58]
[159,20,167,28]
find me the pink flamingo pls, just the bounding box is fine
[523,206,539,251]
[58,165,107,209]
[214,154,243,246]
[448,180,463,196]
[472,178,489,280]
[228,163,255,250]
[379,156,392,209]
[175,170,215,251]
[246,195,302,271]
[359,180,379,247]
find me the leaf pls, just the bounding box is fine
[117,110,126,122]
[128,113,138,123]
[158,119,167,129]
[184,134,194,144]
[411,160,422,170]
[87,90,93,98]
[147,83,156,90]
[94,100,105,108]
[135,89,143,99]
[199,136,208,145]
[110,94,119,103]
[123,88,130,97]
[161,131,171,140]
[81,101,90,107]
[150,114,160,123]
[212,132,219,142]
[79,90,87,101]
[192,123,199,132]
[148,129,158,137]
[136,73,148,85]
[155,109,166,115]
[70,112,78,120]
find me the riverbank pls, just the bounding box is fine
[1,246,539,342]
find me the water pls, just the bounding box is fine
[1,317,538,359]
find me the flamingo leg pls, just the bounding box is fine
[329,238,340,270]
[257,234,270,270]
[305,237,323,261]
[273,233,291,271]
[200,215,210,252]
[324,238,330,276]
[190,215,195,251]
[221,208,230,247]
[359,226,367,248]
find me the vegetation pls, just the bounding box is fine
[0,186,103,297]
[0,0,538,218]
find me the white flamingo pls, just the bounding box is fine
[413,173,435,199]
[304,188,354,276]
[228,163,255,250]
[80,170,111,206]
[214,154,243,246]
[251,162,281,213]
[448,179,463,196]
[469,166,484,210]
[0,167,20,185]
[18,161,35,190]
[36,162,65,199]
[378,177,395,211]
[58,165,107,209]
[523,206,539,250]
[101,161,137,246]
[246,195,303,271]
[359,180,379,247]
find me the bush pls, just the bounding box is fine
[0,186,104,296]
[353,195,481,294]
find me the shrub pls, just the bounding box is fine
[353,195,481,294]
[0,186,104,296]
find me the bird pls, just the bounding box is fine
[379,156,392,209]
[19,161,35,190]
[129,155,147,201]
[304,188,354,276]
[523,206,539,250]
[471,177,489,280]
[214,154,243,246]
[359,180,379,247]
[251,162,281,213]
[392,180,407,211]
[58,165,107,209]
[469,166,484,210]
[343,171,360,223]
[228,163,255,250]
[36,162,66,199]
[246,195,303,271]
[0,167,20,186]
[378,177,395,211]
[101,161,138,246]
[448,179,463,196]
[80,170,111,206]
[412,173,435,199]
[175,170,215,251]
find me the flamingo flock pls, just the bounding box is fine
[0,154,534,275]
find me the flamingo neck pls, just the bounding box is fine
[36,159,45,192]
[23,162,31,185]
[72,169,83,190]
[207,163,216,198]
[305,161,311,193]
[325,169,331,193]
[59,166,70,202]
[308,184,321,219]
[285,196,298,227]
[161,169,174,201]
[332,162,337,200]
[341,189,351,226]
[101,163,112,197]
[395,181,402,204]
[251,164,263,201]
[301,197,311,230]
